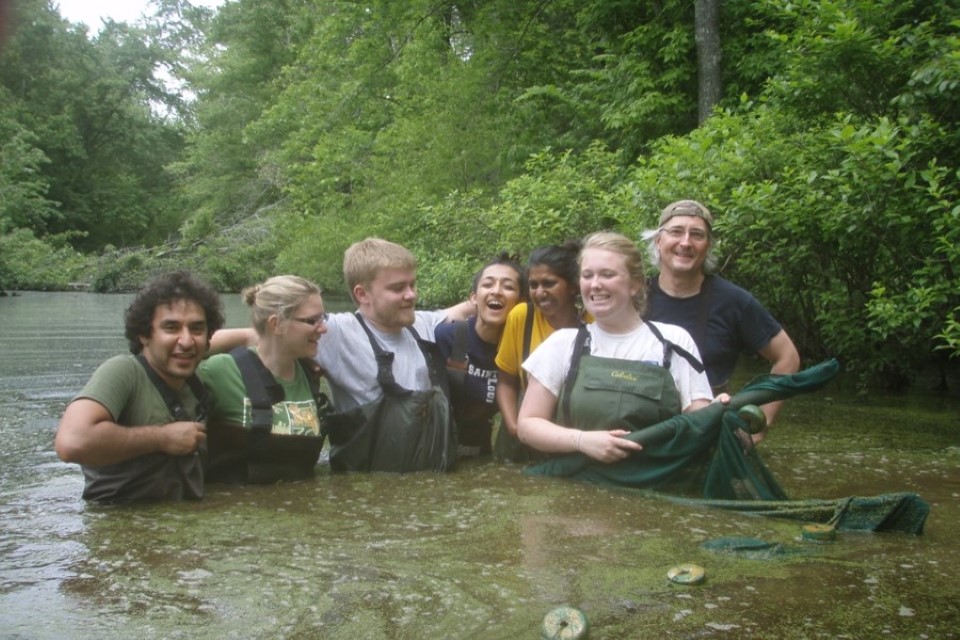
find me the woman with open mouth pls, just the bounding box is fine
[436,253,525,458]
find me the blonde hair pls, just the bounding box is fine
[580,231,648,314]
[343,237,417,302]
[242,275,322,335]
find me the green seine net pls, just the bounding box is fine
[524,359,929,535]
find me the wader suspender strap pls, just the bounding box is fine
[298,358,328,412]
[558,322,704,424]
[559,325,591,427]
[445,320,469,396]
[229,348,328,462]
[646,274,711,370]
[645,322,705,374]
[351,313,453,469]
[520,304,535,388]
[229,350,327,421]
[353,312,445,394]
[134,354,207,422]
[229,347,284,435]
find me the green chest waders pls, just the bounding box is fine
[550,325,711,493]
[558,354,682,434]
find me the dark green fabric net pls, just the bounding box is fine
[700,536,803,560]
[523,359,930,535]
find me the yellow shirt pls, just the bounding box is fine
[495,303,591,387]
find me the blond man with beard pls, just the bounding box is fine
[319,238,471,411]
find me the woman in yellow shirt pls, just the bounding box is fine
[494,241,589,460]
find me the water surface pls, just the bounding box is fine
[1,292,958,638]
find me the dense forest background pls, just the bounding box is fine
[0,0,957,390]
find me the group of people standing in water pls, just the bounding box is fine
[54,200,799,504]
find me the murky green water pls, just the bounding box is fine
[1,292,958,638]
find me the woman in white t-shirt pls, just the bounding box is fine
[517,232,716,463]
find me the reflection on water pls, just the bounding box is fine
[1,292,959,639]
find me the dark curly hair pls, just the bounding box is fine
[124,271,225,354]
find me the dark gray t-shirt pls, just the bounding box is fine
[645,275,782,389]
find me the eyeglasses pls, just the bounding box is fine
[292,313,329,327]
[660,226,710,242]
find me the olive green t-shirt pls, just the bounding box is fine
[74,355,205,503]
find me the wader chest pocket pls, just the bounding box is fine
[569,356,681,430]
[579,363,666,402]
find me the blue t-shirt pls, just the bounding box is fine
[645,275,782,389]
[434,317,499,448]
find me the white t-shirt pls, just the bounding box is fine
[317,310,447,411]
[522,321,713,410]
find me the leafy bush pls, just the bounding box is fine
[412,143,630,305]
[0,229,87,291]
[624,104,958,390]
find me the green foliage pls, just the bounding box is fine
[90,248,149,293]
[409,143,630,304]
[6,0,958,393]
[192,217,279,291]
[867,160,960,366]
[0,229,86,291]
[487,144,630,249]
[522,1,700,158]
[763,0,918,117]
[171,0,307,239]
[0,0,192,252]
[247,0,569,296]
[0,97,59,234]
[87,215,279,294]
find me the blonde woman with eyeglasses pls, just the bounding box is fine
[643,200,800,443]
[199,275,329,483]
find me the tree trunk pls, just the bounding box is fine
[695,0,722,124]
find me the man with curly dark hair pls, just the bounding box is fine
[55,271,224,503]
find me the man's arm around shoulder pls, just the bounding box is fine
[208,327,259,354]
